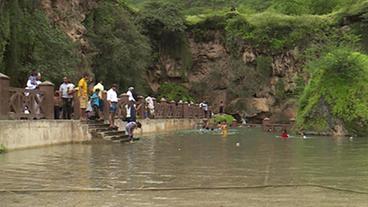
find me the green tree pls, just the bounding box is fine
[0,0,79,86]
[85,0,152,92]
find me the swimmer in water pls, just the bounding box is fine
[220,121,228,136]
[281,129,289,139]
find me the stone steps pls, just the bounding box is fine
[86,121,134,143]
[102,130,126,137]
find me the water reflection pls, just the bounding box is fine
[1,128,368,193]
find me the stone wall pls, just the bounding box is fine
[0,119,199,151]
[0,120,91,150]
[116,119,199,135]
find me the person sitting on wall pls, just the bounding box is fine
[125,121,142,143]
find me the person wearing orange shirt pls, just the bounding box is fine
[78,73,89,120]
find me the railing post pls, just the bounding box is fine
[102,91,109,121]
[183,101,189,118]
[0,73,10,119]
[188,103,193,118]
[178,101,184,118]
[169,101,175,118]
[195,104,200,118]
[160,98,167,118]
[118,93,129,119]
[154,98,162,119]
[137,96,145,119]
[73,92,80,120]
[152,97,157,119]
[38,81,55,119]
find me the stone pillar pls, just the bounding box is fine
[183,102,189,118]
[152,97,157,119]
[38,81,55,119]
[137,96,145,119]
[73,92,80,120]
[118,93,129,118]
[160,98,167,118]
[178,101,184,118]
[169,100,176,118]
[0,73,10,119]
[195,104,200,118]
[102,91,109,121]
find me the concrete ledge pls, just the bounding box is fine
[0,119,200,151]
[0,120,91,150]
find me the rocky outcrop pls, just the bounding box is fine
[39,0,98,56]
[147,29,303,123]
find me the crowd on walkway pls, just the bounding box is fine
[25,71,223,141]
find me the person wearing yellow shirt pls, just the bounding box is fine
[78,73,89,120]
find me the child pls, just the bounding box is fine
[281,129,289,139]
[90,89,100,120]
[125,121,142,143]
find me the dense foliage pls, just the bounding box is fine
[84,0,151,92]
[157,83,194,102]
[213,114,235,124]
[297,48,368,135]
[0,0,79,86]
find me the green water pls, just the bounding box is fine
[1,128,368,206]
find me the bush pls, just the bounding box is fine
[213,114,235,124]
[0,144,6,154]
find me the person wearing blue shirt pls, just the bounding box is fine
[90,89,101,120]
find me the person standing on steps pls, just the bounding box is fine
[77,73,89,121]
[90,88,101,120]
[107,84,119,129]
[59,77,74,119]
[93,80,105,120]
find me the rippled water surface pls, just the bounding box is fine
[2,128,368,206]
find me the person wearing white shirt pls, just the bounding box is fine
[127,87,136,102]
[107,84,119,129]
[59,77,75,119]
[145,96,155,118]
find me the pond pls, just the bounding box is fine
[1,128,368,206]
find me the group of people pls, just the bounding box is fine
[53,73,142,142]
